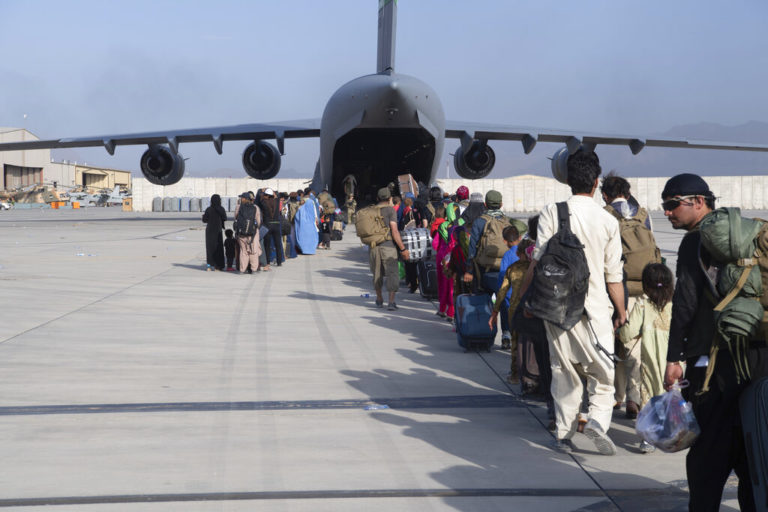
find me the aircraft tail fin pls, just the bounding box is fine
[377,0,397,73]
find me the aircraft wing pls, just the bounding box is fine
[0,120,321,155]
[445,121,768,155]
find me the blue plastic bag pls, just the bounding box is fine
[635,383,701,453]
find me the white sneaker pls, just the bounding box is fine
[639,440,656,454]
[583,419,616,456]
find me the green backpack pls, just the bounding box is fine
[698,207,768,392]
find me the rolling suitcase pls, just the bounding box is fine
[740,376,768,512]
[480,270,499,294]
[417,260,438,299]
[455,293,496,352]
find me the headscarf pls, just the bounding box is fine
[210,194,227,226]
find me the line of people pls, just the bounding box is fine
[512,153,766,511]
[359,158,767,510]
[201,187,344,273]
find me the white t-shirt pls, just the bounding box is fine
[533,195,623,320]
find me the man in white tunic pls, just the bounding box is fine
[521,149,626,455]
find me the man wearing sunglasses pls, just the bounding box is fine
[661,173,757,511]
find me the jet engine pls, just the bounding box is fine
[551,146,570,184]
[140,145,185,186]
[242,141,281,180]
[453,141,495,179]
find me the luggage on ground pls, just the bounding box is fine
[740,376,768,511]
[455,293,497,351]
[526,202,590,330]
[402,227,433,262]
[417,259,438,299]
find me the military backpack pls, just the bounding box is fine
[606,206,661,296]
[355,205,392,247]
[475,213,510,271]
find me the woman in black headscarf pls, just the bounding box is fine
[202,194,227,270]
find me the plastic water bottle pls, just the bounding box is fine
[361,293,370,298]
[364,404,389,411]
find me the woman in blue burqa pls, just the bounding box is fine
[294,196,319,255]
[202,193,227,270]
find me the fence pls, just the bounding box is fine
[131,175,767,212]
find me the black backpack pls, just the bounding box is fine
[234,203,257,237]
[526,202,590,330]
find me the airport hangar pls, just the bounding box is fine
[0,128,132,191]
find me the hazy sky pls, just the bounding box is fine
[2,0,768,178]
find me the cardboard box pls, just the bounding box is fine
[398,174,418,198]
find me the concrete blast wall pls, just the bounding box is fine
[132,175,768,212]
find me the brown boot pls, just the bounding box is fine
[626,400,639,420]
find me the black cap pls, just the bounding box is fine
[661,173,711,198]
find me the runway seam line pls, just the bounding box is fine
[0,394,521,416]
[0,257,197,346]
[478,352,624,510]
[0,487,688,507]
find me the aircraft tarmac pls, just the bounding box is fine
[0,208,757,511]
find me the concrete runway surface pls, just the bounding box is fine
[1,208,760,511]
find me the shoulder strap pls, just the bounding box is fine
[605,205,622,221]
[556,202,570,233]
[634,207,648,224]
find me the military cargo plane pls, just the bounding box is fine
[2,1,768,203]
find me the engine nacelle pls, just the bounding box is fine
[242,141,281,180]
[551,146,570,184]
[140,145,185,186]
[453,141,495,180]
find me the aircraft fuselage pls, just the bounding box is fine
[314,71,445,202]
